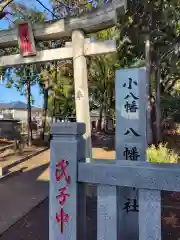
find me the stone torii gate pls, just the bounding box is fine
[0,0,126,159]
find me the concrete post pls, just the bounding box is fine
[49,122,86,240]
[72,30,92,160]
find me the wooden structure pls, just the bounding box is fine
[0,0,126,159]
[0,119,21,140]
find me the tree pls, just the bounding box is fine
[50,0,104,19]
[46,60,75,120]
[115,0,180,143]
[4,65,41,145]
[88,54,117,130]
[1,2,47,145]
[87,27,119,131]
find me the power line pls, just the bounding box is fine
[35,0,58,19]
[4,15,13,23]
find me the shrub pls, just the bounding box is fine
[147,143,179,163]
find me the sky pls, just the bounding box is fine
[0,0,52,107]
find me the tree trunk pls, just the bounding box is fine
[155,59,162,143]
[51,95,56,123]
[97,106,103,132]
[51,62,57,124]
[26,73,32,146]
[104,89,109,133]
[150,101,156,144]
[145,35,153,145]
[42,88,48,140]
[42,73,50,140]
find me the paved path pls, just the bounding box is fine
[0,196,98,240]
[0,146,114,237]
[0,150,50,235]
[0,147,114,239]
[92,148,115,159]
[0,198,49,240]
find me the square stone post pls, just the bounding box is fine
[72,30,92,160]
[49,122,86,240]
[116,68,147,239]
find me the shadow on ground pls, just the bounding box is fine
[91,133,115,151]
[0,198,49,240]
[1,185,180,240]
[0,150,34,162]
[0,161,49,238]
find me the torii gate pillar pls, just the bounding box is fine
[72,30,92,160]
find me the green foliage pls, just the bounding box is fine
[117,0,180,81]
[147,144,179,163]
[2,65,41,107]
[9,2,47,24]
[51,0,105,17]
[88,54,116,114]
[161,94,180,121]
[47,64,75,118]
[87,27,119,119]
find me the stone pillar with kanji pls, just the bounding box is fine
[49,122,85,240]
[116,68,147,239]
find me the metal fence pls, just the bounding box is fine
[49,122,180,240]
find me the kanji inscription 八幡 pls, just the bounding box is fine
[116,68,147,239]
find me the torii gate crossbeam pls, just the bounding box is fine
[0,0,126,160]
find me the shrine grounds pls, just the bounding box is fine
[0,132,180,239]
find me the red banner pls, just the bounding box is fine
[18,23,36,57]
